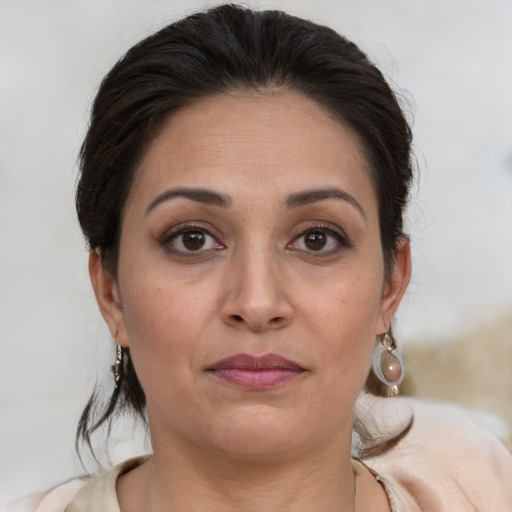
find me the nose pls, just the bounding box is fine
[220,249,293,332]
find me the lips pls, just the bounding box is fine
[207,353,305,390]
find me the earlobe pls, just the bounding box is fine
[377,237,412,333]
[88,249,126,344]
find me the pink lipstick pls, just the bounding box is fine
[207,353,305,390]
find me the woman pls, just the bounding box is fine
[14,4,511,511]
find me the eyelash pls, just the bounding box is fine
[287,223,350,255]
[160,223,224,255]
[160,222,350,256]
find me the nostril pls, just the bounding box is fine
[232,315,243,322]
[270,316,284,324]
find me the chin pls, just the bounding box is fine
[200,405,321,460]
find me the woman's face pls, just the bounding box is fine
[91,90,410,460]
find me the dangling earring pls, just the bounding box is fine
[111,330,124,389]
[371,331,405,394]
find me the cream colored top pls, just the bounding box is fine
[9,398,512,512]
[11,457,411,512]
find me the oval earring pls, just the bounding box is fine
[371,331,405,390]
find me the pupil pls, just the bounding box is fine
[183,231,205,250]
[305,232,326,250]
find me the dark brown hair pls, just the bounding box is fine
[76,3,413,460]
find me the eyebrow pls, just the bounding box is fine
[285,188,366,218]
[145,186,365,219]
[146,187,232,214]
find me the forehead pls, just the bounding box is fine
[130,90,377,213]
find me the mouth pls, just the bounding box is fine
[206,353,306,390]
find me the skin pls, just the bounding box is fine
[90,90,411,512]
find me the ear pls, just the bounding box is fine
[88,249,128,346]
[376,237,411,334]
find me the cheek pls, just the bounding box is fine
[117,261,221,391]
[304,266,382,330]
[118,281,218,431]
[122,278,214,343]
[298,267,382,379]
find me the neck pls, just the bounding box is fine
[118,431,356,512]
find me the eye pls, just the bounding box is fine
[289,226,347,253]
[302,231,330,251]
[164,226,224,253]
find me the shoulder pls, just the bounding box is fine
[7,478,89,512]
[360,396,512,511]
[6,456,149,512]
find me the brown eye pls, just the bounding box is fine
[289,227,347,254]
[182,231,206,250]
[165,227,223,253]
[304,231,327,250]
